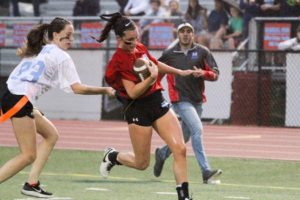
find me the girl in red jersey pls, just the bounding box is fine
[97,12,194,200]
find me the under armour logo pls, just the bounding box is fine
[132,118,139,122]
[161,100,169,108]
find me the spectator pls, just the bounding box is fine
[73,0,100,29]
[160,0,171,11]
[123,0,149,17]
[0,0,9,16]
[239,0,261,38]
[279,0,300,17]
[11,0,42,16]
[166,0,184,29]
[184,0,208,46]
[140,0,166,45]
[73,0,100,16]
[278,25,300,51]
[204,0,229,49]
[115,0,129,14]
[222,5,243,49]
[258,0,280,16]
[257,0,280,65]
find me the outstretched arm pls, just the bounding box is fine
[157,61,193,76]
[71,83,115,97]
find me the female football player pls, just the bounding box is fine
[97,12,195,200]
[0,17,115,198]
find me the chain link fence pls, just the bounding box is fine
[0,16,299,127]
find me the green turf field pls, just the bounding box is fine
[0,147,300,200]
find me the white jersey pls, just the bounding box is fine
[7,44,81,104]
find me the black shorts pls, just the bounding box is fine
[124,91,170,126]
[1,89,34,118]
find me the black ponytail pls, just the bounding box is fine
[93,12,136,43]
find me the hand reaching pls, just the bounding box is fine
[192,66,205,78]
[106,87,116,97]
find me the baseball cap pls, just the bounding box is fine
[177,22,194,32]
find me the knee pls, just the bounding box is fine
[22,152,37,165]
[172,143,186,157]
[47,131,59,146]
[135,160,150,170]
[51,132,59,144]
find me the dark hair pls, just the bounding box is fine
[150,0,161,6]
[48,17,72,41]
[17,17,71,58]
[186,0,206,19]
[93,12,136,43]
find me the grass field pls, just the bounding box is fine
[0,147,300,200]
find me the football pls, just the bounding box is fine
[133,58,152,82]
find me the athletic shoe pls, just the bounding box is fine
[153,148,165,177]
[100,147,116,178]
[21,181,53,198]
[203,169,222,184]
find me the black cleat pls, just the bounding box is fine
[203,169,222,184]
[21,181,53,198]
[153,148,165,177]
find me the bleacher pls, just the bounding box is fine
[0,0,216,76]
[41,0,215,17]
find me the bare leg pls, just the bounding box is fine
[0,117,36,183]
[227,38,236,49]
[117,124,152,170]
[153,109,187,184]
[26,109,59,184]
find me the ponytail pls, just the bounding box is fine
[93,12,136,43]
[17,23,50,57]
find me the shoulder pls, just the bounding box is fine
[194,43,210,53]
[161,43,177,59]
[43,44,71,60]
[109,50,123,64]
[136,42,147,52]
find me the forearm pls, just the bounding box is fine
[122,77,156,99]
[157,61,182,75]
[128,1,147,15]
[71,83,109,95]
[228,31,242,38]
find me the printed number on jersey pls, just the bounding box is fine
[11,60,45,82]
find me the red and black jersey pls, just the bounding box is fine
[105,42,162,99]
[158,43,219,103]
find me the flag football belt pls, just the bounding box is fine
[0,96,29,123]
